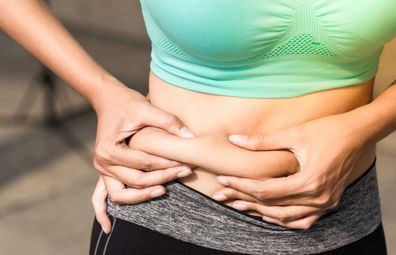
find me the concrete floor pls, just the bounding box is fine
[0,25,395,255]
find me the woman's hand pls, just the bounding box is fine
[92,80,195,191]
[91,80,197,233]
[0,0,197,235]
[0,0,196,213]
[91,176,112,234]
[212,112,369,229]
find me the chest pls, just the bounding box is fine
[140,0,396,61]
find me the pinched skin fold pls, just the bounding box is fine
[128,126,300,180]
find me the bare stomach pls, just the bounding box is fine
[132,71,376,198]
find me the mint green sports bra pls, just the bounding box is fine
[140,0,396,98]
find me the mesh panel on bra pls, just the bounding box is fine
[263,0,338,59]
[265,33,336,57]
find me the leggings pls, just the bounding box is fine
[90,158,386,254]
[89,216,387,255]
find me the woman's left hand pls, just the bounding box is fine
[212,112,369,229]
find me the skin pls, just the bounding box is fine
[216,79,396,229]
[128,126,299,180]
[0,0,197,234]
[2,0,395,234]
[96,71,386,230]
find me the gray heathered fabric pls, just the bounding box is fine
[107,161,381,255]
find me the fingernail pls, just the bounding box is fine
[177,169,192,178]
[228,134,247,146]
[212,194,227,201]
[179,126,195,138]
[150,188,165,198]
[232,203,248,211]
[216,176,229,186]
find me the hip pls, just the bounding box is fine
[89,216,386,255]
[106,157,382,254]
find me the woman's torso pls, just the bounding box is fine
[103,2,389,252]
[148,71,377,196]
[140,0,394,196]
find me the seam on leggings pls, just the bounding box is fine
[102,218,117,255]
[93,229,103,255]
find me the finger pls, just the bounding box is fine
[216,173,304,201]
[255,194,314,207]
[108,165,192,189]
[218,174,341,208]
[262,213,322,230]
[212,187,258,203]
[103,176,167,204]
[228,128,297,151]
[112,146,184,171]
[141,106,196,138]
[253,192,335,208]
[91,176,112,234]
[230,200,321,222]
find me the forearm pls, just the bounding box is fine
[344,81,396,148]
[129,127,299,179]
[0,0,139,109]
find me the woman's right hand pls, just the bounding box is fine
[92,78,196,188]
[91,78,196,233]
[0,0,196,235]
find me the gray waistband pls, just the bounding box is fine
[107,159,381,255]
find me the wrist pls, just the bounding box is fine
[89,73,145,114]
[341,102,392,149]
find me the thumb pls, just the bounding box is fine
[143,106,196,138]
[228,128,295,151]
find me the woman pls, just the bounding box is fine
[1,0,395,254]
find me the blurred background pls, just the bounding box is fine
[0,1,395,254]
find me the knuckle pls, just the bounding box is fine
[219,188,235,199]
[93,159,104,173]
[255,190,269,200]
[315,193,332,207]
[161,170,177,182]
[253,136,265,150]
[126,174,144,188]
[164,114,179,126]
[132,181,146,189]
[128,115,142,127]
[278,212,291,223]
[124,176,135,186]
[304,178,324,197]
[93,158,99,168]
[249,203,258,212]
[139,157,154,171]
[110,194,123,205]
[157,169,179,184]
[95,146,112,162]
[230,191,239,200]
[131,182,145,189]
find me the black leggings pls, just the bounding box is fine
[89,215,387,255]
